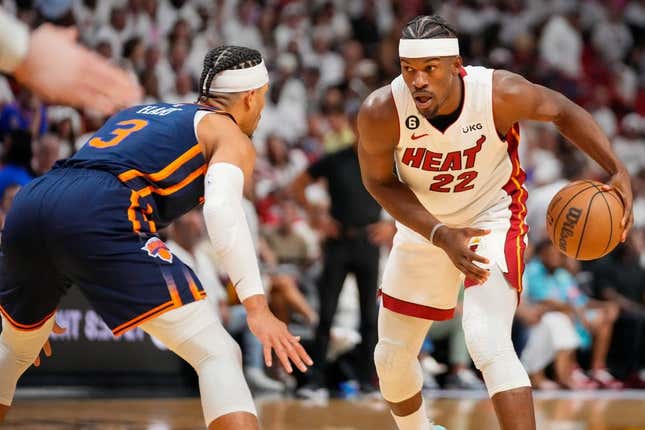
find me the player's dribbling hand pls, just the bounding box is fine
[245,296,313,374]
[602,168,633,242]
[33,321,66,368]
[433,226,491,284]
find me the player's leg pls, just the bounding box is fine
[0,175,68,421]
[462,265,535,430]
[140,300,258,430]
[375,305,435,430]
[0,314,56,421]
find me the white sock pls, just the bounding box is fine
[390,399,433,430]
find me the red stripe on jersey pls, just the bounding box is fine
[501,123,528,293]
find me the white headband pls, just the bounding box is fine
[206,60,269,93]
[399,38,460,58]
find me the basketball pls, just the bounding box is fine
[546,180,624,260]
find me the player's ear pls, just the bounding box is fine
[453,56,463,73]
[245,89,258,110]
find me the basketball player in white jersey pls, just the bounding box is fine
[357,15,633,430]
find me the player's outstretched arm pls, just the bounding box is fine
[492,70,633,240]
[0,10,142,115]
[197,114,313,373]
[357,87,490,284]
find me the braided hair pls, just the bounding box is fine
[401,15,458,40]
[198,45,263,101]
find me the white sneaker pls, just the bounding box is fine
[296,384,330,401]
[245,367,285,392]
[421,355,448,375]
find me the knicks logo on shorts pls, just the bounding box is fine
[141,237,173,263]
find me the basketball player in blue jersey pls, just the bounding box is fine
[358,15,632,430]
[0,45,312,430]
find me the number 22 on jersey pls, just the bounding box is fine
[89,119,148,148]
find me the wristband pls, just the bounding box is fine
[429,223,445,245]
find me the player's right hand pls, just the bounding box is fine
[245,297,313,374]
[13,24,142,115]
[433,226,491,284]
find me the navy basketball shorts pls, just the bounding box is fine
[0,168,206,336]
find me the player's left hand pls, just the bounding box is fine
[33,321,66,367]
[246,300,313,374]
[602,168,633,242]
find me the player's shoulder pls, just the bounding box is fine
[359,85,398,124]
[196,110,252,160]
[492,69,532,101]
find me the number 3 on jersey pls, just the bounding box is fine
[89,119,148,148]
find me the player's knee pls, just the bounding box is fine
[463,314,501,369]
[374,339,422,401]
[178,323,242,371]
[480,348,530,397]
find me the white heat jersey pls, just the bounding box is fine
[391,66,526,229]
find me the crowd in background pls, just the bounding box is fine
[0,0,644,396]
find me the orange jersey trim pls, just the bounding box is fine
[127,190,142,232]
[0,304,56,332]
[112,300,177,337]
[134,165,206,197]
[183,270,203,301]
[118,144,202,183]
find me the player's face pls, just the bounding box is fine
[400,56,461,119]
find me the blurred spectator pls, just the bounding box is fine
[539,10,583,78]
[122,37,146,75]
[255,135,308,201]
[222,0,264,52]
[517,296,590,390]
[525,241,622,389]
[303,29,345,89]
[166,70,198,104]
[633,169,645,230]
[613,113,645,176]
[322,106,355,154]
[591,7,633,64]
[31,133,61,176]
[292,141,389,398]
[0,130,33,197]
[260,199,318,327]
[585,231,645,386]
[0,88,46,138]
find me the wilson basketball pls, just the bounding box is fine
[546,180,624,260]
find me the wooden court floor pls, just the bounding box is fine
[2,394,645,429]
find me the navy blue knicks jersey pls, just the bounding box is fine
[59,103,226,229]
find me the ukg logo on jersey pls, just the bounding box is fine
[462,123,483,133]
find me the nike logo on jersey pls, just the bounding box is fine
[462,123,483,133]
[411,133,428,140]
